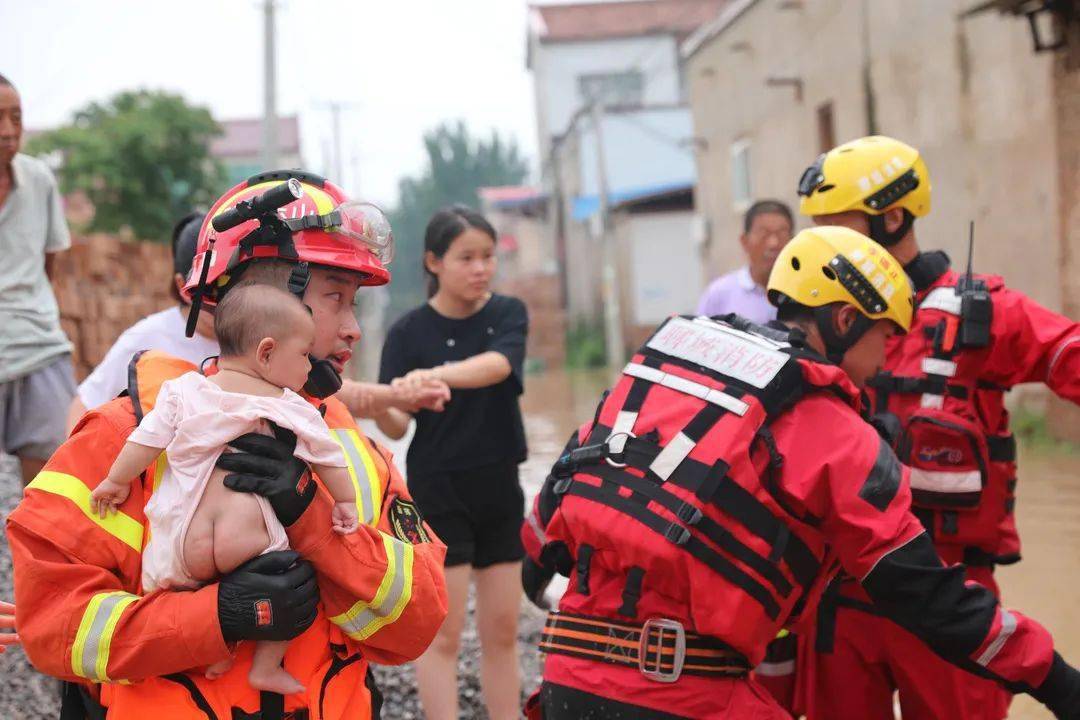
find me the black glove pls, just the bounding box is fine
[217,551,318,643]
[522,557,555,610]
[1033,653,1080,719]
[218,422,315,527]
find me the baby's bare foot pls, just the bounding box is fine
[249,666,305,695]
[205,657,234,680]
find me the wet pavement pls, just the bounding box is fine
[1,368,1077,718]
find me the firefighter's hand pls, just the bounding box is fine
[1033,653,1080,719]
[522,557,555,610]
[0,601,18,654]
[218,422,315,527]
[217,551,318,643]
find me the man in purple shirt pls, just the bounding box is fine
[696,199,794,324]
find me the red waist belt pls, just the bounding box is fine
[539,611,750,683]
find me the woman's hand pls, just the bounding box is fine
[391,370,451,412]
[0,601,18,654]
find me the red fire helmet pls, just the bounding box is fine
[182,170,392,304]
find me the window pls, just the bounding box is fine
[817,101,836,154]
[730,139,752,210]
[578,71,645,107]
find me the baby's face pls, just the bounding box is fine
[264,312,316,392]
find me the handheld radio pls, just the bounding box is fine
[955,221,992,348]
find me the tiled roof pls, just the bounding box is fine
[531,0,726,43]
[210,116,301,158]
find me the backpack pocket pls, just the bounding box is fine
[897,408,989,511]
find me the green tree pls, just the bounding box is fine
[25,90,225,241]
[388,121,529,314]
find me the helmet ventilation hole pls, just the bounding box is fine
[821,266,837,281]
[816,184,835,194]
[791,257,801,271]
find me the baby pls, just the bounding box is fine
[90,282,359,696]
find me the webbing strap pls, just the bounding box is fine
[540,612,750,677]
[868,373,969,400]
[619,566,645,618]
[649,404,727,482]
[588,464,793,597]
[560,480,781,620]
[586,429,819,589]
[623,363,750,416]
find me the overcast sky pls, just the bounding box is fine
[0,0,575,207]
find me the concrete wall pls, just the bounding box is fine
[577,106,697,199]
[686,0,1061,310]
[615,208,703,330]
[533,34,683,155]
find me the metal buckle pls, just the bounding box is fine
[605,432,634,468]
[639,618,686,683]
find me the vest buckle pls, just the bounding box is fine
[639,618,686,683]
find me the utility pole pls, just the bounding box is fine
[261,0,279,169]
[591,101,625,369]
[314,102,359,186]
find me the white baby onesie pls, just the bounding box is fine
[131,371,347,592]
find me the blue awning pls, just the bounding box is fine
[571,180,694,221]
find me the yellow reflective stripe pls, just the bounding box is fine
[71,591,138,683]
[354,433,384,525]
[27,471,143,552]
[331,429,384,526]
[329,533,414,642]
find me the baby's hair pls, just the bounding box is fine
[214,283,311,358]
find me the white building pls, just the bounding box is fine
[526,0,723,345]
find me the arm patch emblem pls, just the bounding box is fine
[390,498,430,544]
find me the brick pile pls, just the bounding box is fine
[50,233,175,380]
[496,272,567,369]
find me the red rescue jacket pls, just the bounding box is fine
[523,315,1063,717]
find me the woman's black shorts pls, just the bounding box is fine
[408,460,525,568]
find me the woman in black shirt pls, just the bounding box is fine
[376,205,527,720]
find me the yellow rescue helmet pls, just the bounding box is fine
[767,225,914,333]
[797,136,931,220]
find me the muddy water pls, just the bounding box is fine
[517,369,1080,719]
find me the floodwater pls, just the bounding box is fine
[515,368,1080,719]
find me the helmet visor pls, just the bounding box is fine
[797,154,826,197]
[334,201,395,265]
[284,201,395,265]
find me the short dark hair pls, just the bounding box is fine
[170,212,205,304]
[743,199,793,234]
[0,73,13,90]
[213,282,309,358]
[422,204,497,297]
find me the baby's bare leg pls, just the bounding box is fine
[185,467,305,691]
[249,640,304,695]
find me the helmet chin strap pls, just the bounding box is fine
[867,210,915,248]
[287,260,344,399]
[813,305,874,365]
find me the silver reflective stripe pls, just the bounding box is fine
[76,593,134,681]
[526,509,547,545]
[909,468,981,494]
[754,659,796,677]
[623,363,749,416]
[609,410,639,454]
[921,287,963,315]
[333,429,376,524]
[337,539,408,636]
[976,610,1018,667]
[921,357,957,377]
[649,432,696,482]
[920,393,944,409]
[1047,336,1080,382]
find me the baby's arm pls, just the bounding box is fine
[90,440,165,517]
[312,463,358,534]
